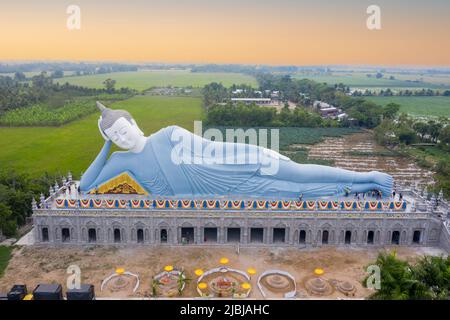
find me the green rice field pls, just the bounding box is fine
[365,96,450,118]
[293,72,450,90]
[56,70,258,91]
[0,95,204,177]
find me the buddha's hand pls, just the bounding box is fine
[98,116,110,141]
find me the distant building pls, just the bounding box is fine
[232,89,245,95]
[314,100,347,119]
[148,87,190,96]
[313,100,333,109]
[232,89,263,97]
[314,100,339,117]
[319,107,339,117]
[231,98,274,106]
[270,91,280,99]
[337,113,348,121]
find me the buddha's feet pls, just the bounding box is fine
[370,171,394,197]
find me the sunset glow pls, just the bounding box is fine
[0,0,449,65]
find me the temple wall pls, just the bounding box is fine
[32,209,448,251]
[438,222,450,253]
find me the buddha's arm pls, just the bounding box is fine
[79,140,112,191]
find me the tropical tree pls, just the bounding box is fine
[413,122,429,141]
[382,103,400,120]
[365,252,431,300]
[438,126,450,151]
[412,256,450,299]
[0,203,16,237]
[103,78,116,93]
[365,252,450,300]
[427,120,443,143]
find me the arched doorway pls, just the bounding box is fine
[204,227,218,243]
[250,228,264,243]
[345,231,352,244]
[391,231,400,245]
[181,227,194,244]
[273,228,286,243]
[322,230,329,244]
[137,229,144,243]
[42,227,49,242]
[367,230,374,244]
[299,230,306,244]
[88,228,97,243]
[114,228,121,243]
[160,229,168,243]
[227,228,240,243]
[62,228,70,242]
[413,230,421,244]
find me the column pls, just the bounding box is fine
[196,227,202,244]
[242,227,248,244]
[220,227,226,244]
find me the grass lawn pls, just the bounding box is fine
[365,96,450,118]
[293,73,437,88]
[0,95,203,178]
[56,70,257,91]
[293,73,450,90]
[0,246,12,278]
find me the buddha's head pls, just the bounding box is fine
[97,101,145,151]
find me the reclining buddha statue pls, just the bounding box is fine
[79,102,393,199]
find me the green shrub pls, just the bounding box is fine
[0,246,13,277]
[0,94,132,126]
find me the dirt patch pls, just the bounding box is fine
[0,245,444,299]
[301,131,434,188]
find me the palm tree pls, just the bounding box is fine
[365,251,431,300]
[412,255,450,299]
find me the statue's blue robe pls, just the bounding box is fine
[80,126,393,199]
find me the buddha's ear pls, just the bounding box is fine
[131,119,144,136]
[98,116,110,141]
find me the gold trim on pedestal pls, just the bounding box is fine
[93,172,148,195]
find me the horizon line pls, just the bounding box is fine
[1,59,450,70]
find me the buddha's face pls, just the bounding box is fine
[103,117,144,150]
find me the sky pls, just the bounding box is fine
[0,0,449,66]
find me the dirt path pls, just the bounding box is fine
[0,245,444,299]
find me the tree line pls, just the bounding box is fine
[375,115,450,197]
[202,75,400,129]
[365,252,450,300]
[0,62,138,76]
[352,88,450,97]
[0,72,134,115]
[205,103,337,128]
[0,172,55,237]
[374,115,449,150]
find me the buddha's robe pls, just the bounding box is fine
[80,126,393,199]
